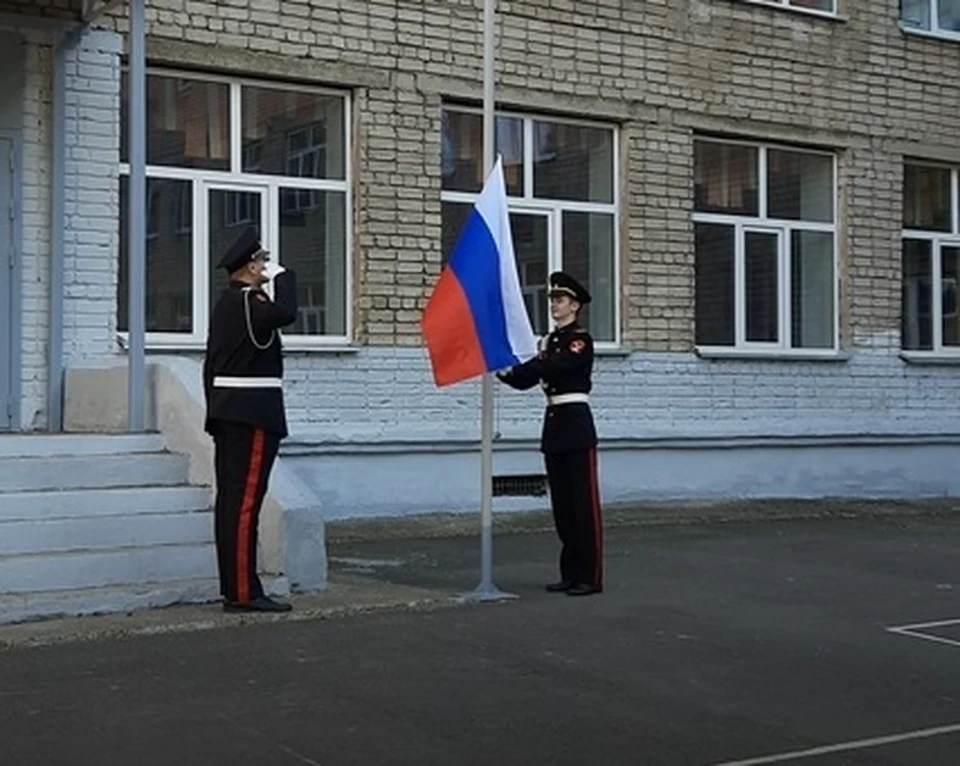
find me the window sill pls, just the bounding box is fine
[899,22,960,43]
[736,1,847,23]
[900,351,960,366]
[695,346,849,362]
[116,334,362,355]
[284,342,362,355]
[594,344,632,357]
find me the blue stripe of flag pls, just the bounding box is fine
[448,209,519,372]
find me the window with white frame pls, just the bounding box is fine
[117,69,351,344]
[693,138,837,352]
[741,0,837,15]
[440,106,619,343]
[901,0,960,36]
[901,162,960,353]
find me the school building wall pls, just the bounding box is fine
[7,0,960,515]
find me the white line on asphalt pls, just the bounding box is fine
[713,722,960,766]
[885,617,960,649]
[887,617,960,631]
[887,627,960,649]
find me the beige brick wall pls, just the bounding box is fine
[90,0,960,351]
[624,121,694,351]
[842,144,903,351]
[0,0,82,20]
[355,83,442,345]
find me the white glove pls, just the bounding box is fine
[263,261,287,281]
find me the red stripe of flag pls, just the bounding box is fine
[421,267,487,387]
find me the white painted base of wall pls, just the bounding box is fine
[282,431,960,520]
[272,345,960,519]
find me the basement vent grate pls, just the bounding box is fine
[493,474,548,497]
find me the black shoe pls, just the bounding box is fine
[223,596,293,613]
[545,580,574,593]
[566,583,602,597]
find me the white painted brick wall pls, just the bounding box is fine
[16,27,121,430]
[19,31,52,430]
[279,349,960,442]
[62,30,121,365]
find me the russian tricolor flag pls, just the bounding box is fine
[422,157,537,387]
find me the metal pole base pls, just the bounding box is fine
[460,581,520,603]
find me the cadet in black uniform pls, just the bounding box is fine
[497,272,603,597]
[203,227,298,613]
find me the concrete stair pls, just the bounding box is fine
[0,579,223,627]
[0,434,270,624]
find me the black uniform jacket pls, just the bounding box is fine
[498,322,598,454]
[203,270,298,438]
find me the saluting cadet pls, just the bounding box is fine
[203,227,298,613]
[497,271,603,597]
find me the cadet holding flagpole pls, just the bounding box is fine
[496,272,604,597]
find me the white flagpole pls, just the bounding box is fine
[471,0,514,602]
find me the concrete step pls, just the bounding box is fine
[0,433,166,458]
[0,576,291,626]
[0,453,190,492]
[0,485,212,522]
[0,510,213,556]
[0,578,221,625]
[0,544,218,593]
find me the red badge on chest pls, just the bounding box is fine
[570,339,586,354]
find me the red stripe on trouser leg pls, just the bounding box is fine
[588,448,603,587]
[237,429,265,604]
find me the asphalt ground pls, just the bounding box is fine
[4,512,960,765]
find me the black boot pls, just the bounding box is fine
[545,580,574,593]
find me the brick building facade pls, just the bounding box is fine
[3,0,960,515]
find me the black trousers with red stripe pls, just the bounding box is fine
[544,448,603,588]
[212,421,280,604]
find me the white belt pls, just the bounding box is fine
[213,376,282,389]
[547,393,589,406]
